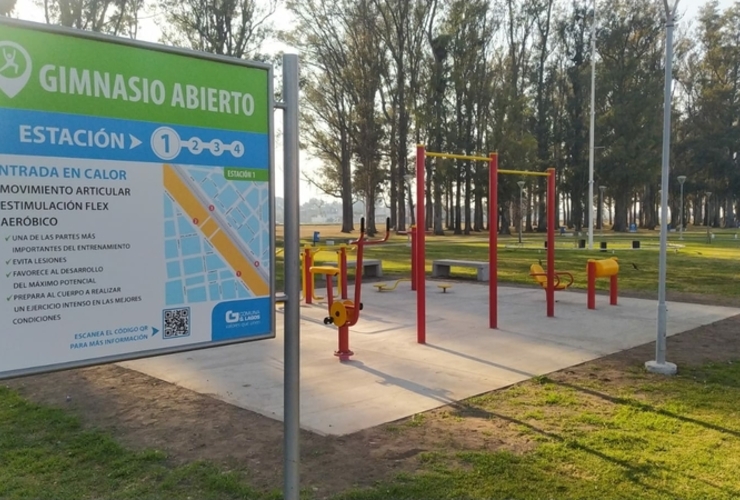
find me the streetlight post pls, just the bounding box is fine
[706,191,712,244]
[517,180,525,244]
[588,0,597,250]
[646,0,679,376]
[599,185,606,236]
[677,175,686,240]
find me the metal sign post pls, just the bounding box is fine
[281,53,301,500]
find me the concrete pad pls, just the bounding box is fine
[121,282,739,435]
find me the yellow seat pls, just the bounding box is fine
[437,284,452,293]
[530,264,573,291]
[373,284,387,291]
[309,266,340,276]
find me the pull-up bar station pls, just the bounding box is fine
[414,145,556,344]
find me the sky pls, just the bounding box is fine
[7,0,737,202]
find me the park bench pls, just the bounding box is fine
[323,258,383,278]
[431,259,490,282]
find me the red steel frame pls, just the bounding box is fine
[415,145,556,343]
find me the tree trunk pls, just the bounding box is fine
[341,136,354,233]
[613,190,630,232]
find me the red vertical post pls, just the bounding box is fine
[587,261,596,310]
[546,168,556,318]
[416,145,426,344]
[489,153,498,329]
[336,326,351,361]
[305,248,313,305]
[610,274,618,305]
[410,227,417,291]
[340,247,348,299]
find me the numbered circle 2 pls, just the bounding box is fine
[151,127,182,160]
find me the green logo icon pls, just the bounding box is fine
[0,41,32,98]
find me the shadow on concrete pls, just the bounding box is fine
[346,360,454,406]
[425,343,535,378]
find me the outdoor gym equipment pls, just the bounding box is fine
[413,145,556,344]
[310,217,390,360]
[301,243,358,304]
[587,257,619,309]
[529,263,573,291]
[373,278,411,292]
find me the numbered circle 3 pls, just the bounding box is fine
[151,127,182,160]
[210,139,225,157]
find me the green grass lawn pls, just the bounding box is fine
[0,386,280,500]
[2,226,739,499]
[335,360,740,500]
[3,360,740,499]
[286,227,740,298]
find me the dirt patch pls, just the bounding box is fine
[4,313,740,497]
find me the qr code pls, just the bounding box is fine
[163,307,191,339]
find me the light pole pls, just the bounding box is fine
[677,175,686,239]
[588,0,597,250]
[706,191,712,244]
[517,180,525,244]
[599,185,606,236]
[646,0,679,376]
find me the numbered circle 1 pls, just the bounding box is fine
[230,140,245,158]
[151,127,181,160]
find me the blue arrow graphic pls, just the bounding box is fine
[150,327,159,338]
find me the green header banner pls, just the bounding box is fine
[0,23,269,133]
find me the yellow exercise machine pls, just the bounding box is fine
[373,278,411,292]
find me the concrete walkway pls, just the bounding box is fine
[121,282,739,435]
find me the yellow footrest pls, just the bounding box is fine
[438,284,452,293]
[309,266,340,276]
[373,284,387,291]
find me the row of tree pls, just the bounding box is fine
[4,0,738,235]
[292,0,740,234]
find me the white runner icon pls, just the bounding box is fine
[0,49,19,75]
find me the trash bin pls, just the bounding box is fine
[312,231,320,245]
[578,239,586,249]
[600,241,607,252]
[632,240,640,249]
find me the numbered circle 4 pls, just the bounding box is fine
[210,139,225,157]
[151,127,181,160]
[230,140,245,158]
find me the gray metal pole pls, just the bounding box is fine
[587,0,597,250]
[282,53,301,498]
[678,178,685,240]
[646,1,678,375]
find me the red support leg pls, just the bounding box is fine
[546,168,556,318]
[335,325,353,361]
[416,145,426,344]
[587,261,596,310]
[489,153,498,329]
[610,274,618,306]
[410,229,417,291]
[340,247,348,300]
[305,249,313,304]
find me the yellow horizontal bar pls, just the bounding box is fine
[426,151,492,162]
[498,169,550,177]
